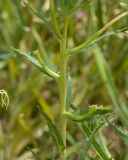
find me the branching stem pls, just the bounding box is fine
[67,11,128,55]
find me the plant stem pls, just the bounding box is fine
[49,1,68,158]
[59,17,69,159]
[67,11,128,55]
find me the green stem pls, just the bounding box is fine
[59,17,69,159]
[63,108,97,122]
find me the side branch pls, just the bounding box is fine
[50,0,62,39]
[67,11,128,56]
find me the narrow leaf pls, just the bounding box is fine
[78,123,104,160]
[93,47,128,127]
[11,47,42,69]
[40,110,65,154]
[11,47,59,79]
[79,123,112,160]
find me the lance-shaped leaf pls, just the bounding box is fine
[94,47,128,127]
[41,111,65,154]
[78,122,104,160]
[79,123,112,160]
[11,47,60,79]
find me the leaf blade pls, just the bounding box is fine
[40,110,65,154]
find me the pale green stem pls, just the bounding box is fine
[59,17,69,159]
[67,11,128,55]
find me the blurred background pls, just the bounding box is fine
[0,0,128,159]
